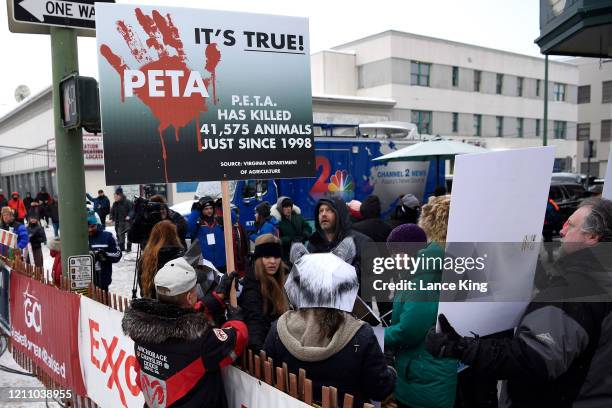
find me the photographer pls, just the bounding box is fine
[128,194,187,248]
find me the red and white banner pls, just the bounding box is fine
[78,296,144,408]
[0,229,18,248]
[223,365,311,408]
[9,272,86,395]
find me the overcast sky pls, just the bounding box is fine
[1,0,545,116]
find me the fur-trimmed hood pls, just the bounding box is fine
[272,196,301,221]
[122,298,211,344]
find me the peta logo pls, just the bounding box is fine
[23,286,42,334]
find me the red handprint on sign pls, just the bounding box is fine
[100,8,221,182]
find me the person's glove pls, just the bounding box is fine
[226,304,244,322]
[425,314,473,359]
[215,271,239,299]
[191,200,202,212]
[94,251,108,263]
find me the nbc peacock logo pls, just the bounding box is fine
[328,170,354,195]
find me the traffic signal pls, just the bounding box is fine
[59,73,101,134]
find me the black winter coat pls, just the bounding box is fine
[238,265,282,353]
[307,198,372,280]
[459,246,612,408]
[352,218,393,243]
[264,316,396,408]
[27,224,46,249]
[129,209,187,247]
[110,197,133,222]
[122,298,247,408]
[49,201,59,223]
[388,206,419,229]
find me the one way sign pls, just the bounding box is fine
[12,0,114,30]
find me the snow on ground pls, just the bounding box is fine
[0,345,61,407]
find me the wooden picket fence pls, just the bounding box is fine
[1,254,393,408]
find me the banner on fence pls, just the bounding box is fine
[78,296,144,408]
[223,365,311,408]
[9,272,86,394]
[0,229,18,249]
[0,262,10,331]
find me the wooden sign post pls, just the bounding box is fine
[221,180,237,307]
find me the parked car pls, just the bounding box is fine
[547,182,591,233]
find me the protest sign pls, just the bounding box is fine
[438,147,555,336]
[96,4,314,184]
[9,272,85,394]
[78,296,143,408]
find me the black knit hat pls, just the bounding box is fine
[199,196,215,209]
[255,201,271,218]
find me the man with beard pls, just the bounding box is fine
[426,198,612,407]
[307,198,372,279]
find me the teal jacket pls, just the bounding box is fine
[384,242,457,408]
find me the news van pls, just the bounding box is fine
[176,122,444,234]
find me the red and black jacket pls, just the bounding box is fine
[122,298,247,408]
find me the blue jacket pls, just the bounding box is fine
[0,221,29,250]
[88,226,122,290]
[187,210,226,269]
[87,193,111,217]
[249,217,278,242]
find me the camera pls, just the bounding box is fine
[134,197,166,224]
[129,197,169,245]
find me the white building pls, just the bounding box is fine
[2,30,605,204]
[569,57,612,178]
[312,30,581,171]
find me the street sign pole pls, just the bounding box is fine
[50,26,89,277]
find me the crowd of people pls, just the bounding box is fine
[0,187,60,268]
[4,183,611,407]
[113,188,612,408]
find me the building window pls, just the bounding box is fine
[496,74,504,94]
[452,112,459,133]
[554,121,567,139]
[554,83,566,102]
[411,110,432,134]
[474,114,482,136]
[578,85,591,104]
[517,118,524,137]
[411,61,431,87]
[452,66,459,87]
[536,79,541,97]
[602,119,612,142]
[603,81,612,103]
[536,119,541,137]
[577,123,590,141]
[474,70,481,92]
[357,66,365,89]
[496,116,504,137]
[517,77,523,97]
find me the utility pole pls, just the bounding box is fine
[543,54,549,147]
[50,27,89,275]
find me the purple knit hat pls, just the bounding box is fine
[387,224,427,243]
